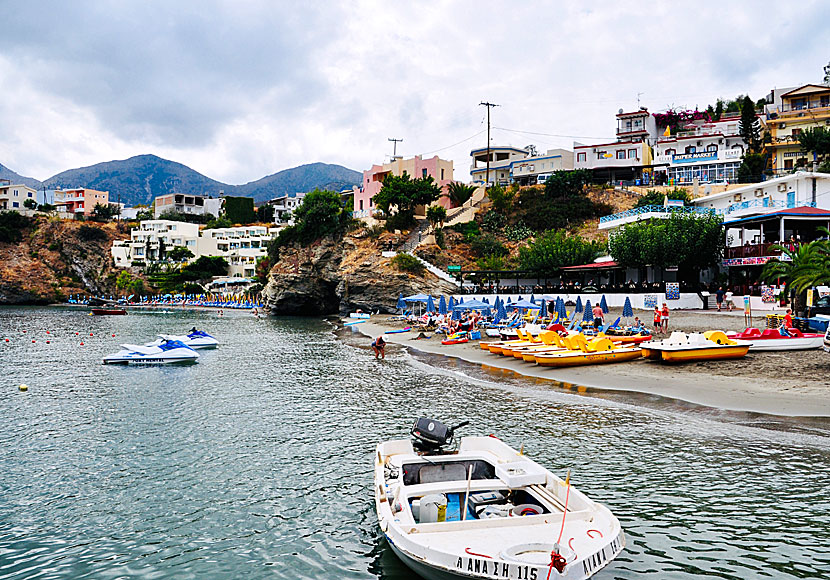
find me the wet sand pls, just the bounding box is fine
[347,309,830,417]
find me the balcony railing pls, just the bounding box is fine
[725,199,786,214]
[724,242,791,260]
[599,204,718,224]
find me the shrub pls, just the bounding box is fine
[634,188,690,208]
[0,211,32,243]
[481,210,506,232]
[204,216,233,230]
[434,227,445,249]
[391,252,425,275]
[487,185,515,214]
[23,198,37,209]
[471,233,508,258]
[518,229,604,274]
[504,223,534,241]
[447,220,480,239]
[385,211,416,232]
[77,224,108,242]
[366,224,385,239]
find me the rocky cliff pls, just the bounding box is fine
[0,215,127,304]
[262,232,457,316]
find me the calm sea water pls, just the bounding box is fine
[1,306,829,579]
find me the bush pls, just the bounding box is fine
[471,233,508,258]
[204,216,233,230]
[23,198,37,209]
[634,188,691,208]
[504,223,534,241]
[487,185,515,214]
[385,211,416,232]
[391,252,425,275]
[481,210,506,232]
[447,220,480,240]
[77,224,108,242]
[0,211,32,243]
[518,229,604,274]
[434,227,445,249]
[366,224,385,239]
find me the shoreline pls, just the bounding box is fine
[348,315,830,418]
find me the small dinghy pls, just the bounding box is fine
[375,418,625,580]
[726,327,823,351]
[148,329,219,349]
[103,339,199,365]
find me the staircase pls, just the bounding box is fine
[408,253,460,286]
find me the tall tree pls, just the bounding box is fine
[518,230,604,274]
[446,181,476,207]
[372,172,441,230]
[738,95,761,153]
[797,126,830,162]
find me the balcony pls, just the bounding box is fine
[599,205,718,229]
[771,101,830,117]
[724,242,795,260]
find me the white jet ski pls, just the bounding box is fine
[103,339,200,365]
[148,329,219,349]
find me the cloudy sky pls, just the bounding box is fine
[1,1,828,184]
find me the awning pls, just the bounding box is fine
[560,261,620,270]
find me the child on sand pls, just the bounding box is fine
[661,303,670,333]
[653,307,662,334]
[371,336,386,359]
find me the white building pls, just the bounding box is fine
[111,220,275,278]
[469,146,529,186]
[469,146,574,186]
[0,183,37,210]
[509,149,574,185]
[267,192,306,223]
[153,193,224,218]
[652,113,751,185]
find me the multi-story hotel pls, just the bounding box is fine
[0,183,37,210]
[573,108,658,182]
[153,193,224,219]
[764,83,830,174]
[470,147,573,186]
[54,188,109,217]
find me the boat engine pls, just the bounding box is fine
[411,417,469,453]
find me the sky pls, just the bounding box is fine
[1,0,829,185]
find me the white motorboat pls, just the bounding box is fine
[149,329,219,349]
[375,418,624,580]
[103,339,200,365]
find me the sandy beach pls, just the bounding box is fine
[346,309,830,417]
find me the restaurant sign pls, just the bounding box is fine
[722,255,791,267]
[672,151,717,164]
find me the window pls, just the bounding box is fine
[784,159,794,170]
[665,149,676,156]
[12,202,19,208]
[616,150,626,159]
[706,144,718,152]
[791,128,802,137]
[577,152,586,162]
[685,146,696,154]
[628,149,637,159]
[359,199,364,211]
[596,151,607,159]
[440,168,445,180]
[28,192,32,197]
[821,95,829,107]
[422,168,428,178]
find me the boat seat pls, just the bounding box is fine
[761,329,782,339]
[788,328,804,337]
[744,328,762,338]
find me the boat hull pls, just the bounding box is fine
[659,345,749,362]
[742,337,823,351]
[91,308,127,315]
[535,349,642,367]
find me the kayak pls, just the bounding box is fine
[385,327,412,334]
[442,333,469,345]
[344,319,368,326]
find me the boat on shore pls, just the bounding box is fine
[726,327,823,351]
[641,331,750,362]
[533,337,641,367]
[103,339,199,365]
[375,418,625,580]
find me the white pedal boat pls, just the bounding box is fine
[149,329,219,349]
[375,419,624,580]
[103,339,200,365]
[726,327,823,351]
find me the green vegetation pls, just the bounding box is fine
[77,224,108,242]
[737,153,766,183]
[147,256,229,293]
[256,204,275,223]
[23,198,37,209]
[157,209,214,224]
[434,227,445,249]
[634,188,691,208]
[426,205,447,231]
[518,230,604,274]
[92,203,121,221]
[373,172,441,231]
[608,213,724,282]
[391,252,425,275]
[487,185,515,215]
[481,210,506,232]
[255,256,271,284]
[115,270,145,295]
[762,231,830,312]
[738,95,762,153]
[204,216,233,229]
[136,209,154,220]
[797,126,830,162]
[223,196,256,224]
[447,182,476,206]
[268,189,353,261]
[516,170,611,231]
[0,211,33,243]
[166,246,194,262]
[503,222,533,241]
[446,220,480,241]
[471,233,508,258]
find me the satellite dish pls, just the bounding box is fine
[618,108,624,114]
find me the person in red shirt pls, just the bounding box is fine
[592,303,604,329]
[783,309,794,329]
[653,306,662,334]
[661,303,670,333]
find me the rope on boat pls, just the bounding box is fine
[586,529,603,539]
[546,470,571,578]
[464,547,492,559]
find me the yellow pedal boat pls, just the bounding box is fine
[534,337,642,367]
[640,331,750,362]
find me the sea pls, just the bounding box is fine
[1,306,829,579]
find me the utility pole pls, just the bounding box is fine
[479,102,499,187]
[388,138,403,160]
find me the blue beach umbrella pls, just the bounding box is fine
[558,299,567,320]
[600,295,609,314]
[497,301,507,322]
[452,307,461,321]
[459,297,464,304]
[574,296,583,314]
[582,299,594,322]
[540,299,548,318]
[396,292,406,310]
[439,295,447,315]
[448,296,456,311]
[483,297,489,304]
[426,295,435,313]
[530,294,536,304]
[622,296,633,318]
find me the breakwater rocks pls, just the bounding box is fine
[0,216,126,304]
[262,234,456,316]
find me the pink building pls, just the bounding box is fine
[352,155,454,219]
[54,188,109,217]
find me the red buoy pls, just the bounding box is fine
[46,340,51,344]
[89,333,94,337]
[32,340,36,343]
[80,342,84,346]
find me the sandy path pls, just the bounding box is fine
[348,310,830,417]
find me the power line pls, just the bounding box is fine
[420,129,487,155]
[494,126,614,141]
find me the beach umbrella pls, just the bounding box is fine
[540,299,548,318]
[558,299,567,320]
[483,297,489,304]
[494,303,503,324]
[448,296,456,311]
[600,295,609,314]
[582,299,594,322]
[459,296,464,303]
[574,296,583,313]
[530,294,536,304]
[438,295,447,315]
[622,296,633,318]
[426,295,435,313]
[507,299,541,310]
[396,292,406,310]
[497,301,507,322]
[452,307,461,321]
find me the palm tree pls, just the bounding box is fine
[447,181,476,207]
[761,236,830,312]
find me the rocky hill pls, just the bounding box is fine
[262,230,457,316]
[0,216,127,304]
[2,155,361,207]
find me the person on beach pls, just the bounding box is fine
[371,336,386,359]
[725,288,734,312]
[661,303,670,332]
[592,303,604,329]
[631,316,644,332]
[716,287,725,311]
[653,307,662,334]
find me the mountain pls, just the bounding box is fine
[12,154,363,207]
[0,163,42,190]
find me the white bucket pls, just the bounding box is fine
[420,494,447,523]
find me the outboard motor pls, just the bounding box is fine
[411,417,469,453]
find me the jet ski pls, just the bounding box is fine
[103,339,200,365]
[149,329,219,349]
